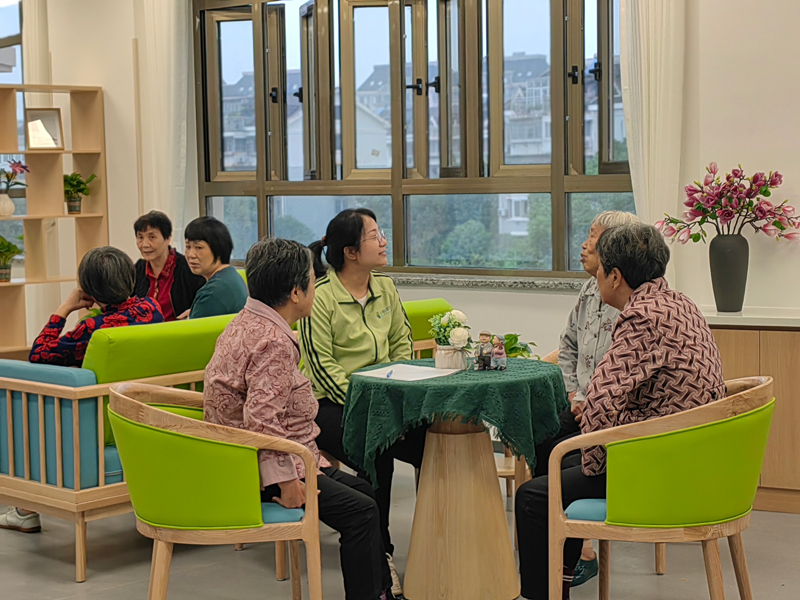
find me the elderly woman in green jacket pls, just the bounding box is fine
[300,208,423,598]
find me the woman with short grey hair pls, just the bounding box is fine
[204,237,395,600]
[29,246,164,368]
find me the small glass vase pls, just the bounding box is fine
[434,345,470,370]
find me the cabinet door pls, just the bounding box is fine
[711,328,760,381]
[760,331,800,490]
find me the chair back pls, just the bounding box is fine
[605,376,774,528]
[108,384,264,530]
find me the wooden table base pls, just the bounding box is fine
[404,422,520,600]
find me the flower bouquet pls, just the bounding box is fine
[429,309,472,370]
[0,160,29,217]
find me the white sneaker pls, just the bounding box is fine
[386,553,403,597]
[0,507,41,533]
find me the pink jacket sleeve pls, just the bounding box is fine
[243,337,305,487]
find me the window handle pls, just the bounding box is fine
[406,78,424,96]
[269,87,280,104]
[427,76,440,95]
[588,61,602,81]
[567,66,580,85]
[293,86,304,103]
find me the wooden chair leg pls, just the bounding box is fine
[276,541,288,581]
[305,536,323,600]
[289,540,302,600]
[504,447,514,497]
[728,533,754,600]
[148,540,174,600]
[598,540,611,600]
[701,539,726,600]
[549,531,565,600]
[234,543,244,551]
[75,513,87,583]
[655,542,667,575]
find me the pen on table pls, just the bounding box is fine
[386,370,394,379]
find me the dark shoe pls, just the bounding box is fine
[572,557,598,587]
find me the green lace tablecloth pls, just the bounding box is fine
[342,358,569,484]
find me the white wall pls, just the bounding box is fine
[397,286,577,356]
[675,0,800,312]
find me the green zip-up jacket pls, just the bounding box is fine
[299,270,413,404]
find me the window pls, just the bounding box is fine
[193,0,632,275]
[205,196,259,262]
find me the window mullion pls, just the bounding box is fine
[550,0,567,272]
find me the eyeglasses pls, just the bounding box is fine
[362,229,387,244]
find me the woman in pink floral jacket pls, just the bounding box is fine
[204,238,395,600]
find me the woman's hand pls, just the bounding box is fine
[55,287,94,319]
[176,309,190,320]
[274,479,307,509]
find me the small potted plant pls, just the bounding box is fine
[64,172,97,215]
[429,309,472,370]
[0,160,29,217]
[0,235,22,282]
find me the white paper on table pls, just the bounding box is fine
[353,364,462,381]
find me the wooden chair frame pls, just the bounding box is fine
[0,369,206,582]
[548,376,773,600]
[110,382,323,600]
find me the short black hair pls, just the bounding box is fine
[184,216,234,264]
[134,211,172,240]
[78,246,136,306]
[246,238,313,308]
[596,223,670,289]
[309,208,377,277]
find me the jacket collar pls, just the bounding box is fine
[243,297,298,348]
[327,270,382,305]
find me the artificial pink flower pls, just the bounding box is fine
[783,205,796,217]
[678,228,692,244]
[784,232,800,241]
[708,162,719,175]
[684,198,697,208]
[654,220,665,231]
[718,208,735,226]
[731,168,744,179]
[8,160,29,175]
[663,226,677,237]
[703,172,714,187]
[685,184,701,196]
[754,200,774,220]
[752,172,767,189]
[770,172,783,187]
[762,223,779,237]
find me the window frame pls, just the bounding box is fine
[193,0,631,275]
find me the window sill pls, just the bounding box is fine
[389,273,585,292]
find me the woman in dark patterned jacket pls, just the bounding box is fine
[29,246,163,367]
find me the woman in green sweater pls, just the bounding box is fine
[300,208,424,598]
[183,216,248,319]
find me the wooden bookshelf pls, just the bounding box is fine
[0,84,108,357]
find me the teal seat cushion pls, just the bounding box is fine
[104,445,123,484]
[261,503,304,524]
[565,499,607,522]
[0,359,97,387]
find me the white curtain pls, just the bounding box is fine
[619,0,685,281]
[135,0,198,245]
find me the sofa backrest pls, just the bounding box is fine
[402,298,454,341]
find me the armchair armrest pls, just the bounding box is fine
[127,385,205,409]
[540,349,559,364]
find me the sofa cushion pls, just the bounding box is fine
[0,359,97,387]
[565,499,607,522]
[261,502,304,524]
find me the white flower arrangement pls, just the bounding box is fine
[429,310,473,349]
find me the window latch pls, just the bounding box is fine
[567,66,580,85]
[269,87,280,104]
[427,76,440,95]
[589,61,602,82]
[406,78,424,96]
[293,86,303,103]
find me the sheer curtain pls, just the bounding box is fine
[619,0,685,281]
[135,0,198,245]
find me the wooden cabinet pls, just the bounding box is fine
[711,326,800,513]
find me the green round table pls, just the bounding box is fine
[343,358,568,600]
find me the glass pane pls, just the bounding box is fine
[405,6,414,170]
[0,44,22,87]
[481,0,488,174]
[583,0,599,174]
[427,0,440,178]
[271,195,393,265]
[306,12,318,175]
[218,20,257,172]
[609,0,627,162]
[354,7,391,169]
[407,194,551,270]
[445,0,461,168]
[568,192,636,271]
[502,0,550,165]
[333,0,342,178]
[0,1,21,38]
[205,196,259,262]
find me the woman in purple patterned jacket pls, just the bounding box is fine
[203,237,395,600]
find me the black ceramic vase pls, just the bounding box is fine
[708,234,749,313]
